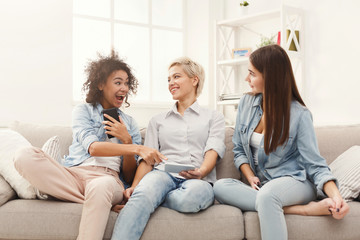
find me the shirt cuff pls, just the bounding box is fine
[316,175,338,199]
[204,139,226,159]
[234,156,249,172]
[83,135,99,154]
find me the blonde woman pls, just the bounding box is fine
[111,57,226,240]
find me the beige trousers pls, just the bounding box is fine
[14,146,124,240]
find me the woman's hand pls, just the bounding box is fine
[138,145,167,165]
[111,187,135,213]
[179,168,203,179]
[103,114,132,144]
[248,176,261,190]
[329,195,350,219]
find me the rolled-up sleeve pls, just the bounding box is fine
[204,111,226,160]
[72,104,99,153]
[296,109,338,196]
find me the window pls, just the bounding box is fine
[73,0,185,104]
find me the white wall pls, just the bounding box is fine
[0,0,212,129]
[220,0,360,126]
[1,0,359,128]
[302,0,360,126]
[0,0,73,127]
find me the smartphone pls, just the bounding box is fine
[164,163,195,173]
[102,108,119,139]
[254,182,262,190]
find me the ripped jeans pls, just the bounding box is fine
[111,169,214,240]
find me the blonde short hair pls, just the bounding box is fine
[168,57,205,98]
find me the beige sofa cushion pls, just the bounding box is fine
[0,175,16,207]
[0,199,245,240]
[216,127,241,180]
[244,201,360,240]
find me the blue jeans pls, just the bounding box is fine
[111,169,214,240]
[213,176,316,240]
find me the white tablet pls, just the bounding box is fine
[164,163,195,173]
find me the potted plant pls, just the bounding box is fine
[240,1,249,7]
[256,34,277,48]
[239,1,249,15]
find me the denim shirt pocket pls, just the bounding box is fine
[272,137,294,158]
[240,124,248,141]
[239,124,251,157]
[89,116,105,140]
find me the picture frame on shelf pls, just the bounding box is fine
[286,29,300,51]
[232,48,251,58]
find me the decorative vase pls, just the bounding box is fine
[240,7,248,16]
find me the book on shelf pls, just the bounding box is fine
[219,93,243,101]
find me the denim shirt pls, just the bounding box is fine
[63,103,141,168]
[233,94,337,196]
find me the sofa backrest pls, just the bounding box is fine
[10,121,72,158]
[315,125,360,164]
[217,125,360,181]
[9,121,360,181]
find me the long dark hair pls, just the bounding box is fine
[250,44,304,154]
[82,50,138,107]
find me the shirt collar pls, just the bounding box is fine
[253,93,263,108]
[166,100,200,118]
[96,103,123,116]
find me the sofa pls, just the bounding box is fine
[1,121,360,240]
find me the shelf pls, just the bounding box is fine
[217,9,280,27]
[217,99,240,105]
[215,4,304,126]
[217,57,249,66]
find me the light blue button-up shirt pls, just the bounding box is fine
[144,101,226,183]
[233,94,336,196]
[63,103,141,168]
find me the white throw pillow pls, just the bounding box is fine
[0,129,36,199]
[36,135,62,200]
[0,130,62,199]
[329,145,360,201]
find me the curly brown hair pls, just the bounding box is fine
[82,50,139,107]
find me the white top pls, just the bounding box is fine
[81,137,121,172]
[143,101,226,183]
[250,132,263,165]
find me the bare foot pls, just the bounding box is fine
[111,204,125,213]
[302,198,334,216]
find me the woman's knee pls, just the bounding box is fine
[14,146,41,174]
[213,178,232,195]
[213,178,242,202]
[255,187,282,212]
[85,176,122,205]
[169,180,214,213]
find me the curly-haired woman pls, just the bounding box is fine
[14,50,165,240]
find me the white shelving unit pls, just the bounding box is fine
[215,5,304,125]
